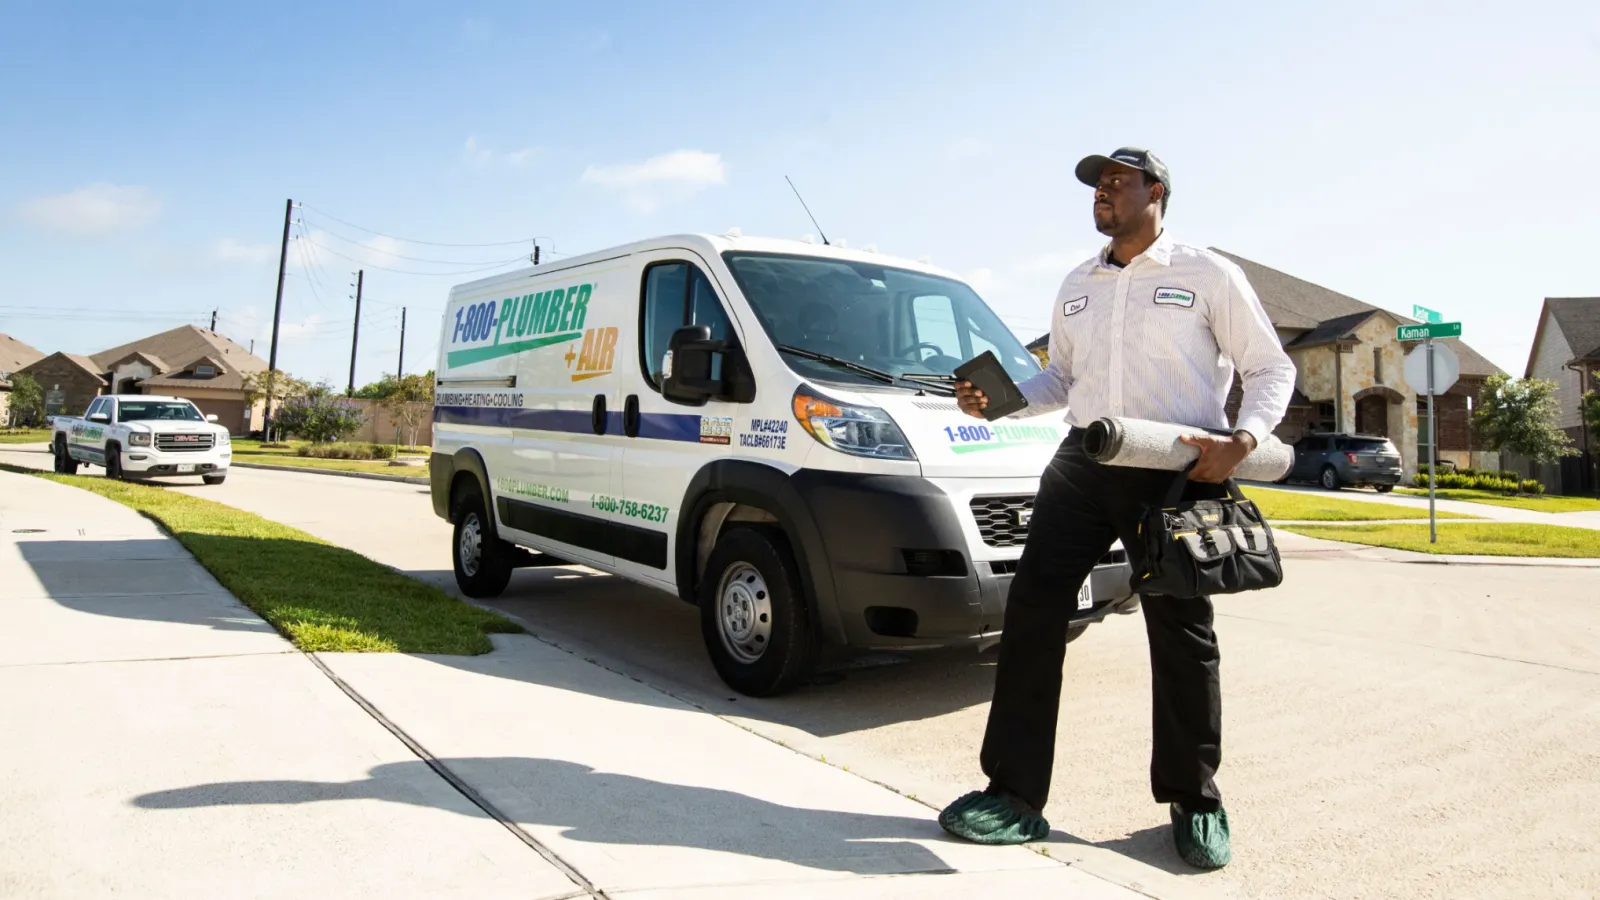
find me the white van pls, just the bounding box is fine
[429,232,1136,696]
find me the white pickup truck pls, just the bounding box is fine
[51,394,232,484]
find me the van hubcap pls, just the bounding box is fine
[717,562,772,664]
[459,514,482,577]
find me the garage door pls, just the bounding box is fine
[189,399,248,435]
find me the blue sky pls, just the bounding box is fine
[2,1,1596,389]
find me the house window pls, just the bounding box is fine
[195,365,217,377]
[1373,348,1383,384]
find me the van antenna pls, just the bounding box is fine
[785,176,830,246]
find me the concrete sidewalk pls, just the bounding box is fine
[0,469,1198,899]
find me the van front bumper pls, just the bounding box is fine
[786,470,1135,649]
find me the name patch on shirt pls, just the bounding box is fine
[1063,296,1088,316]
[1153,287,1195,308]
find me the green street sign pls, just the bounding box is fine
[1412,304,1443,324]
[1397,322,1462,341]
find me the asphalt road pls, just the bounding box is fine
[8,447,1599,900]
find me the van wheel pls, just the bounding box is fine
[699,525,814,697]
[451,481,513,598]
[54,437,78,475]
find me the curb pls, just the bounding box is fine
[231,461,430,486]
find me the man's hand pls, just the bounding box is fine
[953,380,988,419]
[1178,431,1257,483]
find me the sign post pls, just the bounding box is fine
[1402,323,1463,543]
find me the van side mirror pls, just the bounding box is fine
[662,325,720,406]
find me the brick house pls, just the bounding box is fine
[1025,249,1505,476]
[0,333,46,426]
[17,353,108,422]
[1522,297,1600,495]
[15,325,269,435]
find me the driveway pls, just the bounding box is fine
[5,446,1599,899]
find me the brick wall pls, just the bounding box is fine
[20,358,103,420]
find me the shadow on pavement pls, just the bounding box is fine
[130,756,964,877]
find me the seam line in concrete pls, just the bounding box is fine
[301,651,607,899]
[231,461,430,485]
[0,650,298,670]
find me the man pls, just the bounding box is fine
[938,147,1295,869]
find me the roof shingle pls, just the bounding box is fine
[0,332,46,377]
[1544,297,1600,362]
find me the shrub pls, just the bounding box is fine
[274,389,368,444]
[295,442,395,460]
[1520,479,1545,495]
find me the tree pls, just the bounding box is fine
[1584,388,1600,444]
[7,372,44,427]
[1470,372,1578,476]
[274,382,369,444]
[352,374,401,400]
[380,372,434,449]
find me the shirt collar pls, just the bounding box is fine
[1098,229,1175,268]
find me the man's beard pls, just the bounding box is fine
[1094,209,1119,235]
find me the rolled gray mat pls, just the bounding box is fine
[1080,416,1294,482]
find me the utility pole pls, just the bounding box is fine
[263,198,293,439]
[347,269,363,396]
[397,307,406,378]
[210,309,217,332]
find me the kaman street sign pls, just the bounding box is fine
[1397,322,1462,341]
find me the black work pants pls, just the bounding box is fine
[979,431,1225,814]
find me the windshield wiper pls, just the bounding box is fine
[775,345,896,385]
[893,373,958,395]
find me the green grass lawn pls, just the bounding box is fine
[1280,522,1600,558]
[2,464,521,653]
[232,438,428,457]
[1243,488,1476,521]
[1395,487,1600,514]
[0,428,51,444]
[230,452,431,477]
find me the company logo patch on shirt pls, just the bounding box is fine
[1153,287,1195,308]
[1063,296,1088,317]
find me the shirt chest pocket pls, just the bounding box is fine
[1143,286,1208,360]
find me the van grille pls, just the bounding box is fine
[970,494,1034,547]
[156,433,215,452]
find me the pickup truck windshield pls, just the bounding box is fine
[118,401,203,423]
[721,251,1040,390]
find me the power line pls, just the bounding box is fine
[297,203,537,248]
[296,236,529,276]
[297,216,535,265]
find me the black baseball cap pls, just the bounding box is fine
[1075,147,1171,197]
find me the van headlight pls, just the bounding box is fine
[128,433,152,447]
[792,388,915,460]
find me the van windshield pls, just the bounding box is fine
[721,251,1040,390]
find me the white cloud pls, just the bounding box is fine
[18,183,159,237]
[213,238,276,265]
[581,149,726,213]
[965,267,1002,293]
[462,136,540,168]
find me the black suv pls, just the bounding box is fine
[1282,432,1404,491]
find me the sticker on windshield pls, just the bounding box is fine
[943,422,1061,453]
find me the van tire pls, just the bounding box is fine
[54,437,78,475]
[451,481,513,598]
[699,525,815,697]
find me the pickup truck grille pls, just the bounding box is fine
[156,433,215,452]
[970,494,1034,548]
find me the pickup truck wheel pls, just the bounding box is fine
[104,445,124,480]
[699,525,815,697]
[451,482,513,598]
[54,437,78,475]
[203,474,227,485]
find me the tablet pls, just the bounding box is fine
[953,350,1029,420]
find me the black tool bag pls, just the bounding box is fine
[1131,468,1284,599]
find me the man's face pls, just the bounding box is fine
[1091,162,1156,235]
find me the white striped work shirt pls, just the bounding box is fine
[1014,230,1297,444]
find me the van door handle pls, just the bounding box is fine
[591,394,607,435]
[624,395,640,438]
